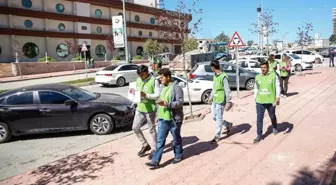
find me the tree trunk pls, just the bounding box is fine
[182,49,193,118]
[300,46,303,75]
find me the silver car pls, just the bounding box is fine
[188,62,257,90]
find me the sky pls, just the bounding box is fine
[164,0,336,43]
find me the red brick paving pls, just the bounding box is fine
[1,67,336,185]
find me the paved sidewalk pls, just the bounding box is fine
[1,67,336,185]
[0,68,104,83]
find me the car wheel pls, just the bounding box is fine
[116,77,126,87]
[89,114,114,135]
[201,89,212,104]
[245,79,255,91]
[0,122,11,144]
[295,64,303,72]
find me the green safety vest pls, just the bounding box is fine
[255,72,276,104]
[136,77,156,113]
[268,60,277,72]
[279,61,289,77]
[212,72,228,104]
[157,84,173,120]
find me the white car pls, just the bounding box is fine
[245,47,258,55]
[238,55,268,63]
[128,74,213,104]
[231,59,262,74]
[95,64,139,87]
[156,52,174,65]
[275,53,313,72]
[284,50,324,63]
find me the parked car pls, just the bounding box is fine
[238,55,268,64]
[188,62,257,90]
[0,84,135,143]
[284,50,324,63]
[319,47,336,58]
[274,53,313,72]
[128,74,213,104]
[156,52,175,65]
[245,47,258,55]
[95,64,139,87]
[231,59,262,74]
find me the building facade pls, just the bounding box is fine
[196,38,213,52]
[333,8,336,35]
[0,0,186,62]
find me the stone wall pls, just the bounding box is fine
[0,63,13,78]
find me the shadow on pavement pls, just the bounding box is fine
[28,151,118,185]
[263,122,294,139]
[222,122,252,137]
[163,136,200,154]
[286,92,299,97]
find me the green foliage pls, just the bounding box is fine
[114,55,121,60]
[330,34,336,43]
[144,39,160,56]
[247,40,254,46]
[38,56,56,62]
[183,37,198,52]
[214,32,230,42]
[134,55,143,60]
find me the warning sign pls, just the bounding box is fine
[228,31,245,47]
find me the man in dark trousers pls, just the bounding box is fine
[253,62,281,143]
[145,68,184,169]
[330,47,336,67]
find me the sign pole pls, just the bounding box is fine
[235,47,239,98]
[84,51,87,79]
[122,0,129,63]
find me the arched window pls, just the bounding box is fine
[163,46,169,52]
[96,26,102,33]
[150,17,155,24]
[138,31,143,36]
[58,23,65,31]
[95,9,102,17]
[22,42,39,58]
[95,45,106,58]
[56,3,65,13]
[56,44,69,58]
[22,0,32,8]
[24,20,33,28]
[134,15,140,22]
[136,46,144,56]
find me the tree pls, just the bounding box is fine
[106,35,115,59]
[247,40,254,46]
[155,0,203,118]
[296,22,313,73]
[64,39,79,71]
[144,39,160,57]
[288,43,293,48]
[250,9,279,54]
[214,32,230,42]
[183,37,198,52]
[330,34,336,43]
[11,40,23,77]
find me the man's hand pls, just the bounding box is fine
[276,98,280,106]
[225,102,233,111]
[140,91,147,98]
[157,100,168,107]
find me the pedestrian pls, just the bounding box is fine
[267,54,278,73]
[279,54,291,97]
[132,65,160,159]
[253,61,281,143]
[208,60,233,144]
[329,47,335,67]
[145,68,184,169]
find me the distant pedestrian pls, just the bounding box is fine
[279,54,291,97]
[145,68,184,169]
[329,47,335,67]
[132,65,160,160]
[267,54,278,74]
[208,60,233,144]
[253,62,281,143]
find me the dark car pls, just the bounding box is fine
[0,83,135,143]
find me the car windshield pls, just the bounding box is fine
[175,75,193,83]
[61,86,97,101]
[289,54,301,59]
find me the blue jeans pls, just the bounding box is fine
[212,103,229,137]
[256,103,277,136]
[151,119,183,163]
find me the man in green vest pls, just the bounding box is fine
[267,54,278,73]
[145,68,184,169]
[208,60,233,144]
[132,65,160,159]
[253,62,281,143]
[279,54,291,97]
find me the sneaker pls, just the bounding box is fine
[137,145,151,157]
[210,136,220,144]
[171,157,183,164]
[273,128,279,135]
[225,122,233,135]
[283,94,287,98]
[253,136,263,143]
[145,161,159,169]
[148,151,154,160]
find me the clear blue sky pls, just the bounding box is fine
[164,0,336,43]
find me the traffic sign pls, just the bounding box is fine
[228,31,245,47]
[81,43,88,52]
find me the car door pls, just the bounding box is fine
[249,61,261,73]
[239,60,250,71]
[130,65,139,81]
[172,77,191,102]
[302,50,314,62]
[37,90,84,130]
[0,91,41,132]
[221,64,237,87]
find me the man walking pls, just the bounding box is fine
[330,47,335,67]
[253,62,281,143]
[145,68,184,168]
[279,54,291,97]
[208,60,233,144]
[132,65,160,159]
[267,54,278,73]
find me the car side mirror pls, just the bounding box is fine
[179,82,186,88]
[64,100,77,106]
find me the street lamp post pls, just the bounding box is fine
[122,0,130,63]
[257,7,262,55]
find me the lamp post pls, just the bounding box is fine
[122,0,130,63]
[257,7,261,55]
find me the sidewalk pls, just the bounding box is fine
[0,68,104,83]
[1,67,336,185]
